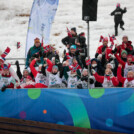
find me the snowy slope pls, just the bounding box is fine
[0,0,134,69]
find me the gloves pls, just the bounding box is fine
[32,53,40,58]
[81,76,88,81]
[77,84,83,89]
[89,78,95,84]
[91,69,96,74]
[97,54,102,60]
[1,86,6,92]
[15,60,19,66]
[42,52,47,58]
[108,54,115,59]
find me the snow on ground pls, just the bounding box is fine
[0,0,134,70]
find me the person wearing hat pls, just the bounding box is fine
[114,36,133,57]
[115,53,134,77]
[15,60,31,84]
[62,27,77,49]
[121,50,127,62]
[63,45,81,66]
[117,64,134,87]
[92,68,119,88]
[95,37,108,59]
[111,3,127,36]
[0,64,16,91]
[90,58,105,87]
[77,69,95,89]
[30,57,53,88]
[47,65,63,88]
[26,38,44,68]
[17,75,35,89]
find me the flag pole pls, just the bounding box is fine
[86,18,90,89]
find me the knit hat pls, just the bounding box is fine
[116,3,120,8]
[121,50,127,56]
[71,27,76,33]
[34,38,40,43]
[2,64,9,70]
[127,55,133,58]
[70,45,76,50]
[122,35,128,40]
[103,37,108,42]
[26,75,33,80]
[23,69,29,73]
[53,65,58,70]
[106,63,113,69]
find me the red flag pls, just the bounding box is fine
[69,63,81,72]
[41,37,44,47]
[86,59,91,65]
[67,27,72,38]
[17,42,21,49]
[1,47,11,58]
[99,35,104,42]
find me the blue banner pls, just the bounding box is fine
[0,88,134,133]
[26,0,59,55]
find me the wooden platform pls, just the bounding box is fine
[0,117,125,134]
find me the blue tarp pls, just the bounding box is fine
[0,88,134,133]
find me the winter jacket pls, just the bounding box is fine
[62,35,77,47]
[30,59,52,88]
[0,74,15,88]
[111,7,127,23]
[93,72,119,87]
[115,41,133,56]
[95,45,108,58]
[117,66,134,87]
[115,54,134,77]
[26,44,44,67]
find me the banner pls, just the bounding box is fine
[0,88,134,133]
[25,0,59,56]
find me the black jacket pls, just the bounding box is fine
[62,35,77,47]
[111,7,127,23]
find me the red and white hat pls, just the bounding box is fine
[103,37,108,42]
[26,76,33,80]
[116,3,120,8]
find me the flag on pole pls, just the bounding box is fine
[17,42,21,49]
[67,27,72,38]
[99,35,104,42]
[25,0,59,57]
[1,47,11,58]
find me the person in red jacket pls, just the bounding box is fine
[95,37,108,58]
[117,64,134,87]
[30,57,53,88]
[17,75,35,89]
[92,68,119,88]
[114,35,133,56]
[115,54,134,77]
[0,64,15,91]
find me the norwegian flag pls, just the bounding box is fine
[86,59,91,66]
[17,42,21,49]
[43,45,51,53]
[67,27,72,38]
[99,35,104,42]
[109,34,116,46]
[69,63,81,72]
[1,47,11,58]
[41,37,44,47]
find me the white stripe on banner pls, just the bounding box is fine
[25,0,59,56]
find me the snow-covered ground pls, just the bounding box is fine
[0,0,134,70]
